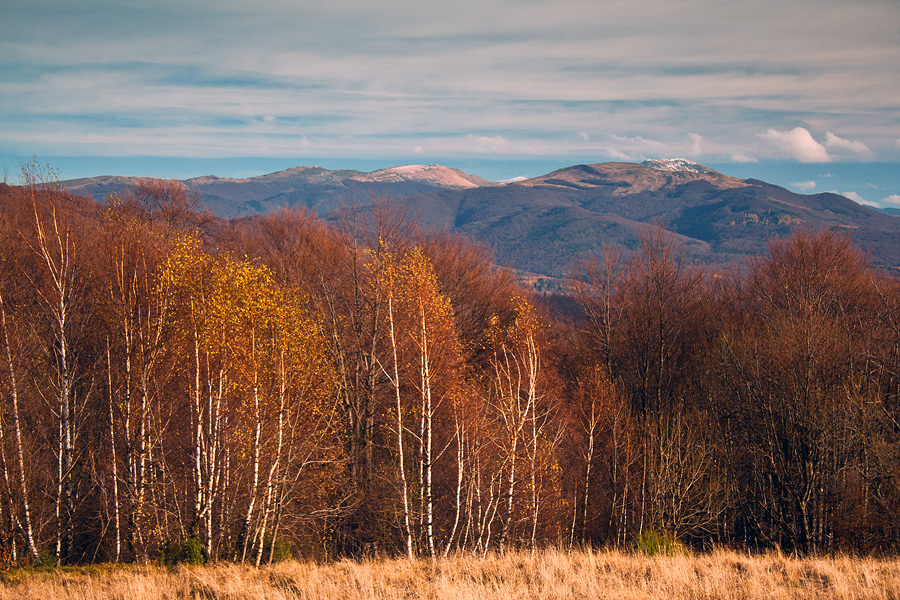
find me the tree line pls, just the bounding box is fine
[0,164,897,564]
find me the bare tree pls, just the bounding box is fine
[21,160,87,563]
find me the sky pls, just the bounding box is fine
[2,0,899,206]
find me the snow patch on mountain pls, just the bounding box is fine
[641,158,719,175]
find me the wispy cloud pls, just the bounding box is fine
[883,194,900,207]
[792,180,816,191]
[1,0,899,168]
[605,133,709,161]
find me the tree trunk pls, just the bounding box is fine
[105,342,121,562]
[0,292,39,562]
[386,287,414,558]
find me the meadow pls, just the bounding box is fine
[0,548,898,600]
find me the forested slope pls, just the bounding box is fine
[0,172,898,565]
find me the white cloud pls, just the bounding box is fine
[840,191,877,206]
[883,194,900,207]
[413,145,425,154]
[791,180,816,191]
[468,135,514,154]
[610,134,668,154]
[823,132,873,158]
[578,132,590,142]
[730,154,758,163]
[757,127,831,162]
[687,133,703,158]
[607,148,632,161]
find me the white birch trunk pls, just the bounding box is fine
[105,342,121,562]
[0,292,39,561]
[241,333,262,563]
[420,308,435,558]
[31,193,76,562]
[191,306,204,540]
[386,286,414,558]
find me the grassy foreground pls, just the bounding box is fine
[0,548,898,600]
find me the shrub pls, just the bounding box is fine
[254,535,293,563]
[269,538,293,563]
[633,529,688,556]
[159,538,207,565]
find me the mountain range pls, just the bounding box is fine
[63,160,900,277]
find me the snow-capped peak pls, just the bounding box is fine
[641,158,718,175]
[498,176,528,185]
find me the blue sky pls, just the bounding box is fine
[2,0,899,206]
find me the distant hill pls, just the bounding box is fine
[63,159,900,277]
[64,164,489,218]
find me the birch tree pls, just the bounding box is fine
[100,199,177,561]
[21,161,91,563]
[0,279,39,562]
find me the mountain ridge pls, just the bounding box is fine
[61,160,900,277]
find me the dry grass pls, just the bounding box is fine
[0,548,898,600]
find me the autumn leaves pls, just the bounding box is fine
[1,167,899,564]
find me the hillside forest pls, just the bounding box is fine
[0,164,898,566]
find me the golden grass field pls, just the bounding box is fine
[0,548,898,600]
